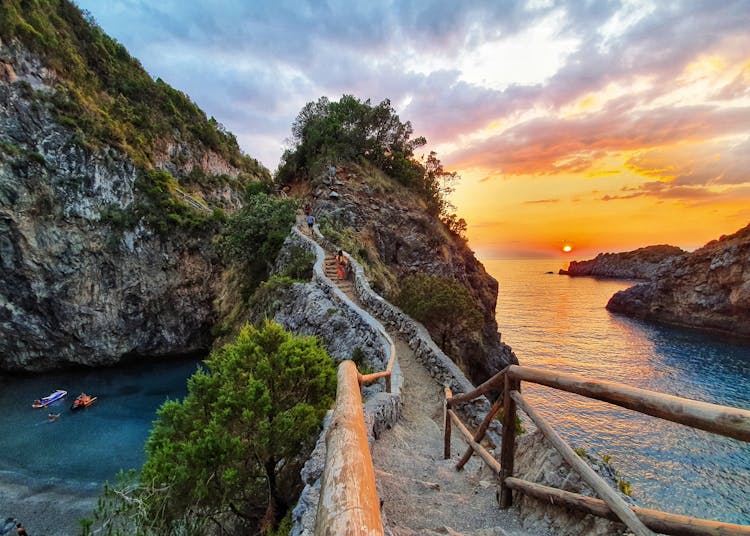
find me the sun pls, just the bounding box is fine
[563,244,572,253]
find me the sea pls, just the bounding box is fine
[485,258,750,525]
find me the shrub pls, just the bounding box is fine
[395,273,483,351]
[87,322,337,535]
[216,192,297,287]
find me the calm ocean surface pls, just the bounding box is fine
[0,358,200,497]
[485,258,750,525]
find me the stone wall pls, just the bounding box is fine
[287,225,402,536]
[312,227,500,437]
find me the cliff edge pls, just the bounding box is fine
[305,162,517,385]
[607,223,750,338]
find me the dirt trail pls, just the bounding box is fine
[314,237,531,535]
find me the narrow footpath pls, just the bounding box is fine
[314,233,531,536]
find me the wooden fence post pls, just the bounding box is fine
[499,374,518,508]
[444,387,452,459]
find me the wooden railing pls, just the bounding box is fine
[295,221,398,536]
[444,365,750,536]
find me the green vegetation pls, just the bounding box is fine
[216,191,298,289]
[351,346,374,376]
[496,409,526,436]
[572,449,633,497]
[245,275,296,323]
[0,0,265,175]
[276,95,464,236]
[618,478,632,496]
[395,273,483,351]
[278,245,315,281]
[84,322,337,535]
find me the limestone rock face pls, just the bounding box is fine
[0,42,255,371]
[560,245,686,280]
[310,165,517,385]
[607,224,750,338]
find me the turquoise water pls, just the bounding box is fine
[486,259,750,525]
[0,358,201,492]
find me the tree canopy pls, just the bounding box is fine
[276,95,466,236]
[216,190,298,289]
[277,95,426,186]
[88,321,337,535]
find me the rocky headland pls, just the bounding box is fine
[559,245,686,280]
[303,163,518,386]
[607,223,750,339]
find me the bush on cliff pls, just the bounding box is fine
[216,192,297,290]
[395,273,483,352]
[85,321,337,535]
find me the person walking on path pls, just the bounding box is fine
[306,213,315,233]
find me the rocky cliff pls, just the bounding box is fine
[559,245,686,280]
[0,15,267,371]
[607,224,750,338]
[302,163,517,385]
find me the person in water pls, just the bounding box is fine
[48,413,60,422]
[16,522,28,536]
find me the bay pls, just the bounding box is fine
[0,357,201,533]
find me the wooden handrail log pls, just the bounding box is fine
[511,390,655,536]
[315,361,383,536]
[358,370,390,385]
[505,478,750,536]
[507,365,750,442]
[448,367,508,405]
[447,409,502,475]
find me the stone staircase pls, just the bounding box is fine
[322,254,356,295]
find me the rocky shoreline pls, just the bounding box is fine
[607,224,750,339]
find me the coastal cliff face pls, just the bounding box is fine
[0,37,264,371]
[560,245,686,280]
[607,224,750,338]
[306,163,517,385]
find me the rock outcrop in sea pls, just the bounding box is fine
[607,223,750,338]
[0,35,266,371]
[559,245,686,280]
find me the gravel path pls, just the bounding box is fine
[371,336,530,536]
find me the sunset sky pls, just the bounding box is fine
[75,0,750,259]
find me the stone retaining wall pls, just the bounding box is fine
[292,224,632,536]
[288,225,402,536]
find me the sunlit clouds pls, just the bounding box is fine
[74,0,750,258]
